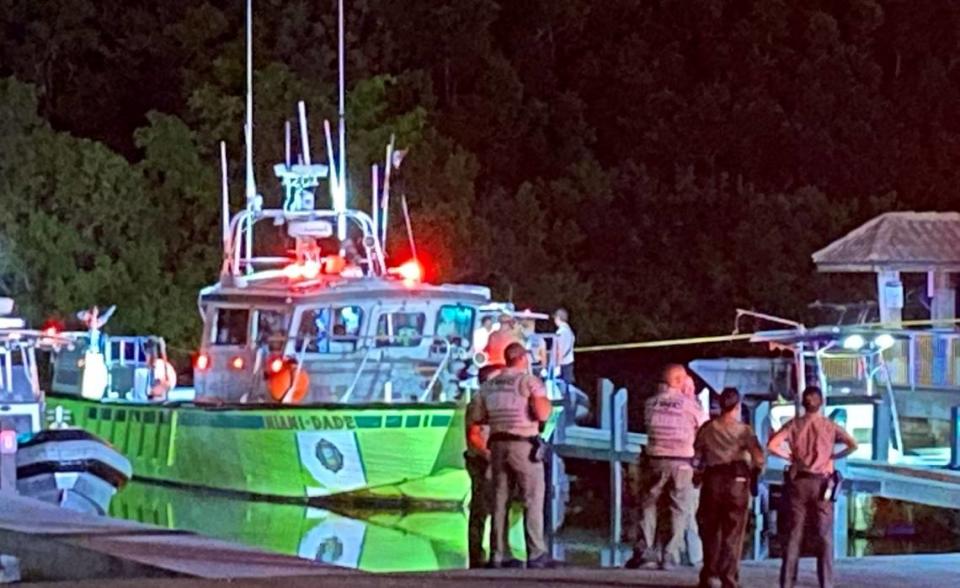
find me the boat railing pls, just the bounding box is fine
[819,329,960,392]
[223,208,386,279]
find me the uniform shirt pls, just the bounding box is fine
[694,418,762,467]
[467,367,546,437]
[776,413,849,475]
[555,322,575,366]
[644,388,708,458]
[484,328,522,366]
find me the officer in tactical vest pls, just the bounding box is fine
[464,365,517,568]
[627,364,707,570]
[467,342,553,568]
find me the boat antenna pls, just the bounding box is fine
[220,141,229,248]
[371,163,380,241]
[243,0,256,271]
[400,193,418,261]
[380,134,396,252]
[323,119,340,206]
[297,101,312,165]
[284,120,291,168]
[336,0,347,240]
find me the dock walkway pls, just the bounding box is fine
[19,554,960,587]
[0,493,346,582]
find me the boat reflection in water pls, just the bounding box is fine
[110,481,528,572]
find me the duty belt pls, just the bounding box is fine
[489,432,539,443]
[644,455,694,465]
[795,470,831,480]
[704,461,751,478]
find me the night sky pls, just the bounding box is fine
[1,1,958,355]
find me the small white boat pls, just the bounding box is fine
[16,428,132,515]
[0,298,131,515]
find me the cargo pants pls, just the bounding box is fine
[698,469,751,588]
[634,457,697,566]
[780,476,834,588]
[490,439,546,563]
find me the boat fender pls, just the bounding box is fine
[265,357,309,403]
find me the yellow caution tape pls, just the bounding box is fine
[575,333,755,353]
[573,317,960,354]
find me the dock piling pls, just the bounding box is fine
[950,405,960,470]
[0,422,16,495]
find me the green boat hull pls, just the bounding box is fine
[48,395,560,505]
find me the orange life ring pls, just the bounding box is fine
[266,362,310,403]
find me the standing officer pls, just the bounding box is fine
[464,365,517,568]
[627,364,707,570]
[695,387,764,588]
[767,386,858,588]
[467,342,553,568]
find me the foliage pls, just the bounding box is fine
[2,1,958,350]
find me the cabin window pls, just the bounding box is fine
[210,308,249,346]
[376,312,426,347]
[297,306,363,353]
[254,310,289,353]
[436,305,475,344]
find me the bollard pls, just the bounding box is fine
[949,405,960,470]
[0,428,16,494]
[872,399,891,463]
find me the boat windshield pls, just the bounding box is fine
[436,304,475,344]
[376,312,425,347]
[296,306,363,353]
[211,308,249,346]
[254,309,290,353]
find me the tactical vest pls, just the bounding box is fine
[481,370,540,437]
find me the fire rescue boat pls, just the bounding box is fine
[44,0,581,505]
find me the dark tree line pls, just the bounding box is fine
[1,0,959,352]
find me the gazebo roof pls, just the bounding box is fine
[813,211,960,272]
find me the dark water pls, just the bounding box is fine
[109,475,960,572]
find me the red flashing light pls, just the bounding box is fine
[396,259,423,284]
[40,318,63,337]
[284,259,323,280]
[230,356,246,370]
[268,356,285,375]
[194,351,211,371]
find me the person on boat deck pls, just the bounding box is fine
[484,313,522,367]
[467,342,553,568]
[553,308,576,385]
[472,316,495,356]
[520,312,548,372]
[143,340,176,402]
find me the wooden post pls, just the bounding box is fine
[872,399,891,462]
[608,380,628,566]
